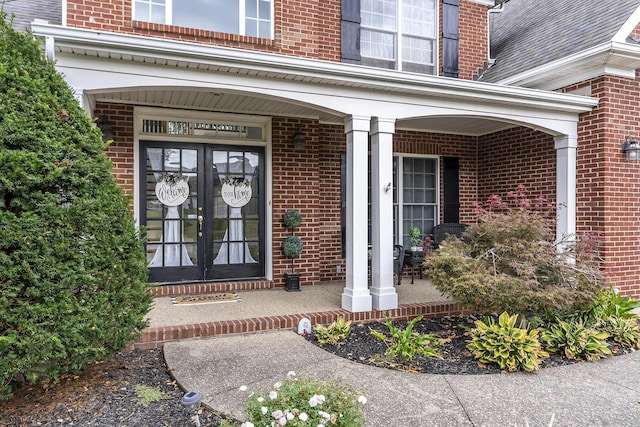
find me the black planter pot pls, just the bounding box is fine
[284,272,301,292]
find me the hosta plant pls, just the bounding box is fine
[313,316,352,347]
[466,312,548,372]
[540,319,611,361]
[241,371,366,427]
[370,315,442,365]
[597,317,640,350]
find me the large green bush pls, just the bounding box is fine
[0,12,152,399]
[426,185,604,318]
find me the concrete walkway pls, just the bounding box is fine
[164,330,640,426]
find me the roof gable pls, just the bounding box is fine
[481,0,640,85]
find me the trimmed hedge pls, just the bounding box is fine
[0,12,152,399]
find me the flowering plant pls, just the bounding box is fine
[240,371,366,427]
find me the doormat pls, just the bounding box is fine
[171,292,241,306]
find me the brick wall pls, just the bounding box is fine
[66,1,489,73]
[565,74,640,298]
[458,0,489,80]
[94,103,135,198]
[65,0,341,61]
[477,127,557,203]
[271,118,321,287]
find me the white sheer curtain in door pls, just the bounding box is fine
[148,148,194,267]
[214,153,257,264]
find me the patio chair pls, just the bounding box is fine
[431,223,468,248]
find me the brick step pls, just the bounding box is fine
[133,301,468,349]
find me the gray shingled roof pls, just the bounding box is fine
[480,0,640,83]
[3,0,62,32]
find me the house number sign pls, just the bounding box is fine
[221,179,252,208]
[155,176,189,207]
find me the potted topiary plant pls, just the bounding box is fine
[282,209,303,291]
[409,227,423,251]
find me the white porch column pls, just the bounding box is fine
[370,117,398,310]
[555,133,578,248]
[342,116,373,313]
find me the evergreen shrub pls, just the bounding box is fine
[0,12,152,399]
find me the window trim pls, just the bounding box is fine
[132,0,274,39]
[360,0,439,73]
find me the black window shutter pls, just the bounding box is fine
[341,0,361,63]
[442,0,459,78]
[443,157,460,223]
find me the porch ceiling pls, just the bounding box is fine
[93,88,516,136]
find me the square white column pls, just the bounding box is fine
[342,116,373,313]
[370,117,398,310]
[555,133,577,249]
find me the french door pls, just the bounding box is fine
[141,141,265,283]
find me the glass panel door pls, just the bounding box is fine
[144,143,202,282]
[208,147,264,279]
[141,142,265,282]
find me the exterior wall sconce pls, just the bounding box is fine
[622,136,640,161]
[96,116,113,142]
[292,128,306,151]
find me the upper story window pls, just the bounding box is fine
[360,0,437,74]
[133,0,273,38]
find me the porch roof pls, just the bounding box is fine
[32,22,598,137]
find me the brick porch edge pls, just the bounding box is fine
[134,299,469,349]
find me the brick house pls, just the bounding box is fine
[8,0,640,312]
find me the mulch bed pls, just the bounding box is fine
[303,314,633,375]
[0,349,229,427]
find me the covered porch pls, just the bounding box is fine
[139,278,459,349]
[33,22,600,314]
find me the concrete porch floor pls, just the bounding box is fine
[136,279,466,349]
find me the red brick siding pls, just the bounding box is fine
[95,103,135,199]
[564,74,640,298]
[478,127,557,205]
[271,118,321,287]
[458,0,489,80]
[65,0,341,61]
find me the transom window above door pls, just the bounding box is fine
[360,0,437,74]
[133,0,273,38]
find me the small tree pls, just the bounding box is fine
[0,12,152,399]
[426,185,604,318]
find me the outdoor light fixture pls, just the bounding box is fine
[292,128,306,151]
[181,390,203,427]
[622,136,640,161]
[96,116,113,142]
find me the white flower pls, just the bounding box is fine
[358,395,367,405]
[239,385,248,391]
[273,381,282,389]
[299,413,309,421]
[318,410,331,420]
[272,409,284,419]
[278,417,287,426]
[261,406,268,415]
[317,424,325,427]
[287,371,296,378]
[309,394,326,407]
[257,396,265,403]
[286,412,294,420]
[241,423,254,427]
[269,390,278,400]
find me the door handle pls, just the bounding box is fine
[197,215,203,237]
